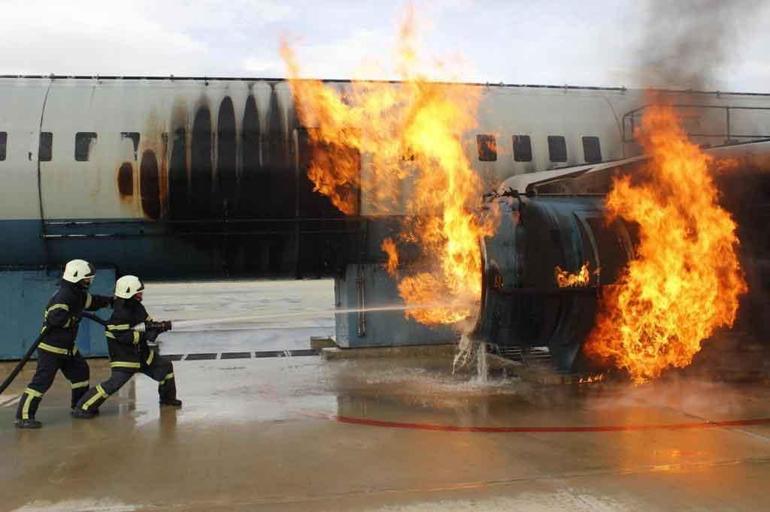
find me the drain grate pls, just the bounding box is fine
[220,351,252,360]
[184,353,218,361]
[496,346,552,365]
[253,349,319,358]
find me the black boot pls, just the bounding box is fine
[15,418,42,429]
[159,398,182,407]
[72,407,99,416]
[71,408,97,419]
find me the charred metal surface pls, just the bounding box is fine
[474,194,634,373]
[118,84,364,278]
[190,106,213,217]
[713,153,770,339]
[117,162,133,197]
[168,127,188,219]
[216,96,237,217]
[265,84,293,218]
[139,150,161,220]
[239,94,261,217]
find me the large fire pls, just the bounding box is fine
[585,104,747,383]
[282,13,496,325]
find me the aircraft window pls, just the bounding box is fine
[75,132,97,161]
[0,132,6,161]
[121,132,140,160]
[39,132,52,162]
[548,135,567,162]
[512,135,532,162]
[477,134,497,161]
[582,136,602,163]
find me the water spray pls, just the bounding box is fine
[142,302,461,333]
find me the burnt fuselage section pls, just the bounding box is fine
[475,143,770,372]
[475,193,634,372]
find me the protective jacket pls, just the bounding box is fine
[105,298,155,370]
[40,281,112,356]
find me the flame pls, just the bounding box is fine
[282,11,496,325]
[555,262,593,288]
[585,104,747,383]
[381,238,399,275]
[578,373,605,384]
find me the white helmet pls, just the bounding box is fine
[115,275,144,299]
[62,259,95,284]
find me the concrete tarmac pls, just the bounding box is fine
[2,281,770,511]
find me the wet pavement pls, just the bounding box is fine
[2,281,770,511]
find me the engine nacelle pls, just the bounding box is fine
[474,142,770,372]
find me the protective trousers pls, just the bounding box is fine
[16,349,90,420]
[76,355,176,412]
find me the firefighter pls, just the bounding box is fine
[73,275,180,418]
[15,259,113,429]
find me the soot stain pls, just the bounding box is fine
[265,84,293,218]
[168,127,188,219]
[217,96,237,217]
[191,106,213,217]
[239,94,261,217]
[117,162,134,197]
[140,150,161,220]
[157,87,358,278]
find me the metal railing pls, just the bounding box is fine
[622,104,770,144]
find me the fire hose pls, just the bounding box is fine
[0,328,48,395]
[0,313,171,395]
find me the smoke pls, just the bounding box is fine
[639,0,764,89]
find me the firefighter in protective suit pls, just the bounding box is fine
[73,275,180,418]
[15,259,113,429]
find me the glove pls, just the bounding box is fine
[145,329,161,343]
[145,320,172,333]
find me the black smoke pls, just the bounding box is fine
[639,0,764,89]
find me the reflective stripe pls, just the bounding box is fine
[106,330,139,343]
[80,385,107,411]
[107,324,131,331]
[38,342,70,355]
[110,361,140,369]
[162,372,174,383]
[71,380,89,389]
[45,303,70,316]
[85,294,93,309]
[21,388,42,420]
[146,350,155,366]
[24,387,43,398]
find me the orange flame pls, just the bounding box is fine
[555,262,593,288]
[282,12,497,325]
[578,374,605,384]
[585,104,747,383]
[381,238,399,275]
